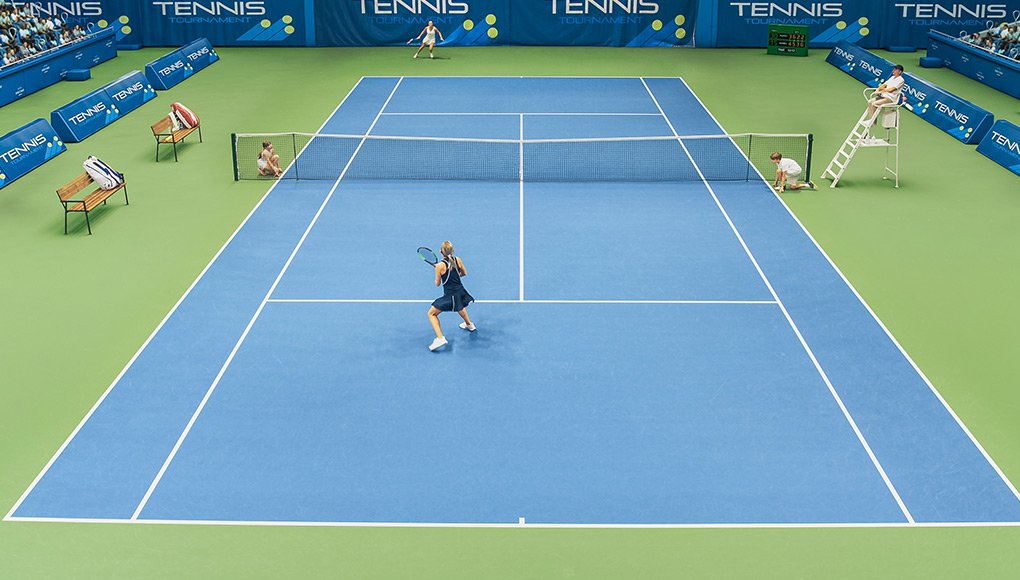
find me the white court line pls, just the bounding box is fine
[519,113,525,301]
[1,79,374,523]
[128,78,407,521]
[265,299,778,305]
[641,78,916,524]
[5,515,1020,528]
[380,112,663,116]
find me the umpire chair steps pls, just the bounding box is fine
[823,93,902,188]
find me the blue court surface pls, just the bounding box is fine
[8,77,1020,527]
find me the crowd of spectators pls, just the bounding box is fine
[961,21,1020,61]
[1,1,91,69]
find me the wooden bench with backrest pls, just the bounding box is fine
[151,115,202,162]
[56,172,129,235]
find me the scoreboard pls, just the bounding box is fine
[767,24,809,56]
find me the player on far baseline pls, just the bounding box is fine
[413,21,444,59]
[770,152,815,192]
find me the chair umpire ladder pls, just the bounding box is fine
[823,87,902,188]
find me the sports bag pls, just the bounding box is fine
[83,156,123,190]
[171,102,199,129]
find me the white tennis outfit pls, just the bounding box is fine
[778,158,802,185]
[423,26,436,45]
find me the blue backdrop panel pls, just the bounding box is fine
[0,120,66,190]
[717,0,882,48]
[977,120,1020,176]
[714,1,1020,49]
[135,0,305,46]
[51,70,157,143]
[510,0,697,46]
[882,1,1020,49]
[313,0,510,47]
[927,32,1020,99]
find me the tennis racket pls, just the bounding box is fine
[418,247,453,284]
[418,246,438,265]
[406,37,416,45]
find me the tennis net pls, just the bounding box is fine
[232,132,812,183]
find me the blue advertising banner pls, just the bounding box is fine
[881,1,1020,49]
[927,32,1020,98]
[180,38,219,71]
[313,0,696,47]
[717,0,884,48]
[510,0,697,47]
[901,72,994,144]
[824,40,894,87]
[51,70,157,143]
[144,38,218,90]
[712,1,1020,49]
[0,119,66,190]
[144,48,190,90]
[976,120,1020,176]
[137,0,306,46]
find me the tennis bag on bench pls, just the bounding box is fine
[83,156,123,190]
[171,102,199,129]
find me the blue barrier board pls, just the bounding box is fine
[50,70,157,143]
[824,41,894,88]
[0,119,66,190]
[927,32,1020,99]
[0,28,117,107]
[901,72,994,144]
[143,38,217,91]
[977,120,1020,177]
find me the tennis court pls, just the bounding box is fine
[6,76,1019,526]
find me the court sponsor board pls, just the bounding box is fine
[0,119,66,190]
[977,120,1020,176]
[51,70,157,143]
[825,40,893,87]
[901,72,994,144]
[144,38,219,90]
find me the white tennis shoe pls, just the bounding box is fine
[429,336,448,351]
[459,322,476,331]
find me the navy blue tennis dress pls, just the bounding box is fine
[432,257,474,312]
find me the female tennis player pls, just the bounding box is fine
[258,141,282,177]
[413,20,443,59]
[428,240,475,351]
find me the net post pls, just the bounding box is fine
[747,134,753,181]
[806,133,813,182]
[231,133,239,181]
[292,133,299,180]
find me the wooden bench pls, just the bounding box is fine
[56,172,129,235]
[151,116,202,162]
